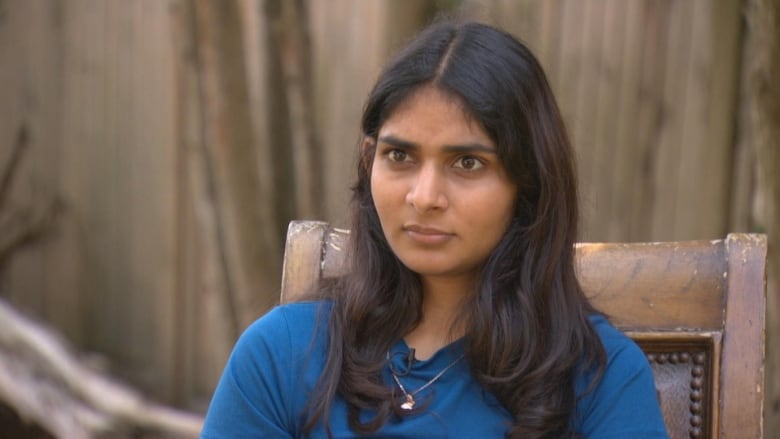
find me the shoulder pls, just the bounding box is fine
[201,301,332,438]
[574,315,669,438]
[584,314,654,390]
[222,300,332,381]
[588,314,646,365]
[236,301,331,355]
[244,300,329,333]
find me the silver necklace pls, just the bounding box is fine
[388,353,465,410]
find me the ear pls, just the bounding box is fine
[360,136,376,172]
[361,136,375,153]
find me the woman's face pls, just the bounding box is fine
[370,86,517,287]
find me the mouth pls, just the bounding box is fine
[402,224,454,245]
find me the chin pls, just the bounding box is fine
[398,258,466,279]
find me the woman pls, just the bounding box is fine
[201,21,668,438]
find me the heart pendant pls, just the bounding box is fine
[400,395,415,410]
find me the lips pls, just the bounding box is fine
[402,224,454,245]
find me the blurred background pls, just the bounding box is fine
[0,0,777,437]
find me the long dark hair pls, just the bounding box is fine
[305,20,605,438]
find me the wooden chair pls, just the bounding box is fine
[280,220,767,439]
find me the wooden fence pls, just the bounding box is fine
[0,0,776,431]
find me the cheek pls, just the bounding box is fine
[370,168,392,219]
[370,162,404,202]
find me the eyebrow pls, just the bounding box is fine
[377,135,496,154]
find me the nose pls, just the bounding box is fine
[405,164,448,212]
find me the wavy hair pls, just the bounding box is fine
[305,20,605,438]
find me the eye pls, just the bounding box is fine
[387,149,410,162]
[453,155,484,171]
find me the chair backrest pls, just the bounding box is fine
[280,220,767,439]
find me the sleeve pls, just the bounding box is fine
[200,307,297,439]
[576,337,669,439]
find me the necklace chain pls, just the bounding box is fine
[389,353,465,410]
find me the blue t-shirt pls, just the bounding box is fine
[201,302,668,438]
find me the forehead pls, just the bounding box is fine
[378,86,491,145]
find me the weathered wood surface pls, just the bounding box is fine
[576,241,727,330]
[280,221,328,304]
[720,234,767,438]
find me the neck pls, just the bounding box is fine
[404,274,474,360]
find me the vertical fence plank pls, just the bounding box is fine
[170,0,238,408]
[573,0,606,237]
[609,0,645,241]
[311,0,387,225]
[193,0,283,326]
[555,0,586,157]
[70,0,178,401]
[699,0,742,239]
[648,0,688,240]
[673,0,712,238]
[628,0,670,240]
[535,0,563,79]
[588,0,627,241]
